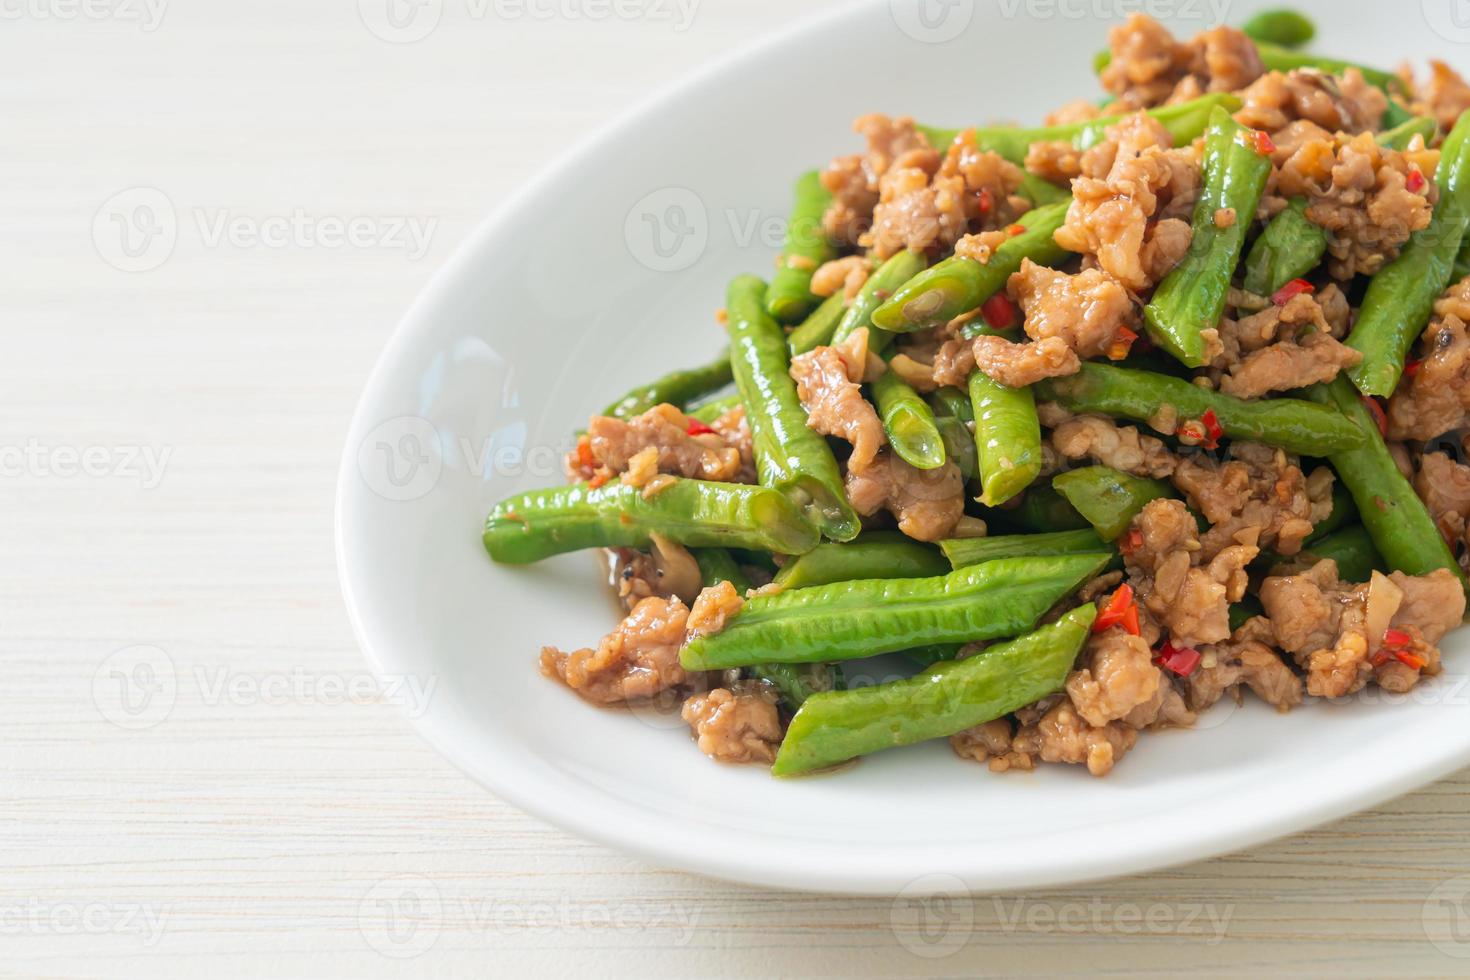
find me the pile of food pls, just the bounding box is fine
[483,10,1470,778]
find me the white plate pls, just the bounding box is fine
[336,0,1470,895]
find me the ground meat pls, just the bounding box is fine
[930,336,977,388]
[1045,98,1109,127]
[540,595,689,704]
[1100,15,1263,111]
[864,137,1027,259]
[607,547,669,611]
[1236,68,1387,137]
[1415,451,1470,567]
[820,114,933,247]
[1387,277,1470,441]
[1024,140,1084,184]
[949,718,1035,773]
[1011,699,1138,777]
[790,334,887,472]
[1050,414,1177,478]
[585,403,744,483]
[1124,498,1256,649]
[1053,112,1200,291]
[967,261,1136,388]
[1066,629,1162,728]
[1402,60,1470,134]
[1170,442,1325,558]
[681,681,782,764]
[953,229,1012,265]
[1219,330,1362,398]
[1187,619,1304,712]
[810,255,869,301]
[708,406,757,485]
[685,580,743,640]
[844,450,964,541]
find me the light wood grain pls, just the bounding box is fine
[4,0,1470,975]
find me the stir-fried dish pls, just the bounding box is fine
[483,10,1470,777]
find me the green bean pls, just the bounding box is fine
[872,366,946,470]
[1269,524,1384,584]
[933,415,978,480]
[1094,45,1399,95]
[483,478,819,564]
[871,200,1071,332]
[1241,197,1327,297]
[1242,121,1436,297]
[928,385,973,423]
[1305,378,1466,586]
[765,171,837,324]
[1346,109,1470,397]
[680,553,1111,670]
[1144,106,1273,367]
[772,532,949,590]
[900,644,964,670]
[968,362,1041,507]
[1228,596,1264,633]
[604,351,734,418]
[686,393,741,424]
[1038,363,1365,456]
[940,528,1107,568]
[1309,480,1358,543]
[917,93,1241,164]
[726,275,860,542]
[1382,98,1417,130]
[831,249,926,352]
[694,548,838,708]
[985,484,1091,534]
[787,291,846,357]
[1019,172,1071,206]
[1052,466,1176,541]
[770,605,1096,776]
[1456,234,1470,285]
[1378,115,1438,151]
[1242,9,1315,48]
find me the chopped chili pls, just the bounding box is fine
[1361,396,1388,438]
[685,418,716,436]
[1405,358,1422,378]
[1005,223,1027,237]
[1119,528,1144,556]
[1093,584,1139,635]
[1271,278,1314,306]
[1382,628,1412,649]
[1200,409,1223,450]
[1407,169,1427,193]
[981,293,1017,330]
[1106,325,1138,361]
[1240,129,1275,155]
[1155,641,1202,677]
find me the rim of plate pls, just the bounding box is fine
[336,0,1470,895]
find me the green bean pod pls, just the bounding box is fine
[680,553,1111,670]
[765,171,837,324]
[940,528,1107,568]
[1052,466,1176,541]
[1145,106,1273,367]
[694,548,838,708]
[483,478,819,564]
[1018,172,1071,206]
[1305,378,1467,586]
[968,364,1041,507]
[686,393,741,424]
[1038,362,1365,455]
[1268,524,1384,584]
[871,200,1071,332]
[1346,109,1470,397]
[604,351,734,418]
[1242,8,1315,48]
[1241,197,1327,297]
[873,367,946,471]
[917,93,1241,163]
[1308,480,1358,543]
[831,249,926,352]
[1378,115,1438,150]
[726,275,860,542]
[928,385,973,422]
[984,484,1091,534]
[770,605,1097,776]
[932,415,978,481]
[787,291,847,357]
[772,531,950,590]
[1229,596,1264,633]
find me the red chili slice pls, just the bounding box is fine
[1119,528,1144,556]
[1107,325,1138,361]
[1405,358,1422,378]
[1240,129,1275,155]
[1361,396,1388,438]
[1093,584,1136,633]
[1382,628,1413,649]
[1155,641,1202,677]
[1005,223,1027,237]
[1395,650,1427,670]
[981,293,1017,330]
[1407,169,1427,193]
[1200,409,1223,450]
[1271,278,1314,306]
[685,418,716,435]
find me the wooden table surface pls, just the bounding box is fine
[6,0,1470,974]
